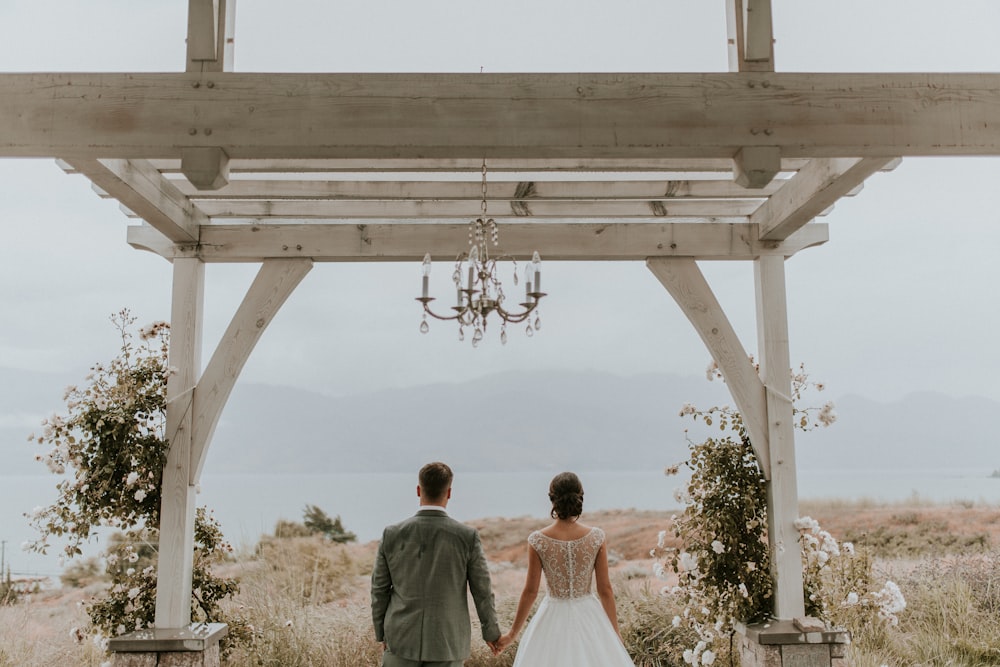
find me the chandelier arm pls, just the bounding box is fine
[493,301,537,323]
[418,299,468,322]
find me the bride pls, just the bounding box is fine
[496,472,636,666]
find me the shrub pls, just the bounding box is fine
[23,311,251,656]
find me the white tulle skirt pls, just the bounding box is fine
[511,594,636,667]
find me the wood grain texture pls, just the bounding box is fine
[754,255,805,619]
[646,257,771,475]
[3,73,1000,159]
[155,258,204,628]
[190,259,312,482]
[124,222,828,263]
[67,159,204,243]
[754,158,894,241]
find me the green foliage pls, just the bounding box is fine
[0,567,17,606]
[653,361,847,666]
[302,504,357,543]
[23,311,252,656]
[60,557,106,589]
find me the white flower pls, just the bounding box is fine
[702,649,716,665]
[679,552,699,572]
[128,552,139,563]
[817,401,837,426]
[679,402,697,416]
[126,568,135,576]
[682,649,694,664]
[657,530,668,549]
[673,487,689,504]
[672,615,682,627]
[845,592,859,606]
[284,619,294,628]
[116,624,126,636]
[652,562,666,579]
[127,587,140,600]
[125,471,140,486]
[134,489,147,502]
[738,583,749,598]
[711,540,725,554]
[705,359,719,381]
[746,561,757,572]
[794,516,820,534]
[843,542,855,555]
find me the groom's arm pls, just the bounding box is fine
[371,532,392,642]
[467,530,501,642]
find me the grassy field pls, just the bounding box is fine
[2,500,999,666]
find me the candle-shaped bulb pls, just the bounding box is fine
[421,253,431,297]
[524,264,533,297]
[532,251,541,294]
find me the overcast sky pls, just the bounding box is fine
[2,0,1000,407]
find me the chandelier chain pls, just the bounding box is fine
[481,158,488,216]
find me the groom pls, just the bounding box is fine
[371,461,501,667]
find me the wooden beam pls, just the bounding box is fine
[754,157,895,241]
[181,146,230,190]
[190,198,763,219]
[126,221,828,263]
[173,178,783,200]
[726,0,775,72]
[66,159,204,243]
[733,146,780,189]
[190,259,311,482]
[150,157,813,173]
[754,254,804,618]
[186,0,235,72]
[4,73,1000,159]
[155,258,204,628]
[646,257,771,475]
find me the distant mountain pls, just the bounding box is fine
[3,367,998,475]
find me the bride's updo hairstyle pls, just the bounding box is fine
[548,472,584,520]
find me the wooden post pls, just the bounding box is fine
[754,254,806,619]
[155,257,204,628]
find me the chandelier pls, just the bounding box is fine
[417,160,546,347]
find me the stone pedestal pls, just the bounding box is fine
[735,619,851,667]
[109,623,227,667]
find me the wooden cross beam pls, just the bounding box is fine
[3,73,999,160]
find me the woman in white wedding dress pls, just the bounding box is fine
[497,472,636,667]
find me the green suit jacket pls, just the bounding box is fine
[371,509,500,663]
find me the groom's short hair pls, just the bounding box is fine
[419,462,453,501]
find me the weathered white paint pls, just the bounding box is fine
[646,258,771,476]
[126,221,829,263]
[180,146,230,191]
[733,146,781,189]
[67,159,203,243]
[4,73,1000,159]
[726,0,775,72]
[155,258,204,628]
[754,158,895,241]
[753,254,805,619]
[190,258,312,482]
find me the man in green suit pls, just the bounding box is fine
[372,462,502,667]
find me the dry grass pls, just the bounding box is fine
[4,503,1000,666]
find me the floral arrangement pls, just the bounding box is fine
[654,360,868,666]
[24,310,252,655]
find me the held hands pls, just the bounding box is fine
[489,633,515,655]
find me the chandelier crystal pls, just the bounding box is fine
[417,160,546,347]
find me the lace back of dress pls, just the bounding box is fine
[528,527,605,599]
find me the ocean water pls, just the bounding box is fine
[3,468,999,582]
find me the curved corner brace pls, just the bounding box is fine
[189,258,313,483]
[646,257,771,476]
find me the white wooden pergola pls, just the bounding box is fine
[3,0,999,633]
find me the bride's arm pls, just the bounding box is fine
[594,541,623,641]
[498,542,542,649]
